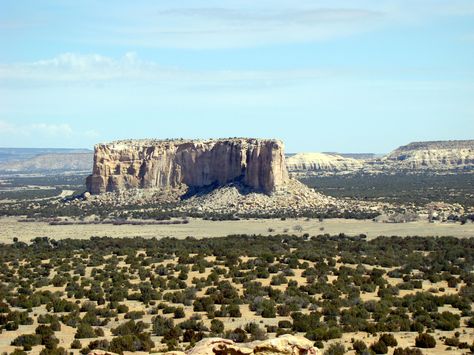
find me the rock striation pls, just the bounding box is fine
[287,140,474,176]
[86,138,289,195]
[381,140,474,171]
[286,152,363,173]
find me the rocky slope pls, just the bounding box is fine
[86,138,288,195]
[286,152,363,173]
[381,140,474,171]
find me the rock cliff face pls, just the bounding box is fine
[287,140,474,176]
[286,152,363,173]
[382,140,474,170]
[86,138,289,195]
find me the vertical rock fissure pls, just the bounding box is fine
[86,138,289,195]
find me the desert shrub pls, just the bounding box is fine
[74,323,97,339]
[370,340,388,354]
[306,326,342,342]
[174,307,185,319]
[352,340,367,354]
[379,333,398,347]
[277,304,291,316]
[210,319,224,334]
[434,311,460,331]
[116,304,129,314]
[124,310,144,320]
[278,320,292,329]
[10,349,28,355]
[182,329,204,344]
[245,322,267,341]
[5,322,19,331]
[86,339,110,350]
[225,328,247,343]
[95,328,104,337]
[11,334,41,349]
[415,333,436,348]
[152,315,174,336]
[393,347,423,355]
[70,339,81,349]
[323,342,345,355]
[444,337,460,347]
[109,333,154,352]
[39,347,67,355]
[291,312,321,332]
[111,320,147,336]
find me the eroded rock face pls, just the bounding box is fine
[382,140,474,170]
[286,140,474,176]
[286,152,363,173]
[86,138,289,195]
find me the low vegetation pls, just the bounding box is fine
[299,172,474,208]
[0,234,472,353]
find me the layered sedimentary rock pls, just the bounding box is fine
[382,140,474,170]
[287,140,474,176]
[86,138,289,195]
[286,152,363,173]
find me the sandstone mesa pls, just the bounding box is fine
[87,138,288,195]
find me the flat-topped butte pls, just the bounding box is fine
[87,138,289,195]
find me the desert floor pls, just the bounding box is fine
[1,217,473,243]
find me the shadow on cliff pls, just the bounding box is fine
[180,180,261,200]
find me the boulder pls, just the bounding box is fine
[163,335,320,355]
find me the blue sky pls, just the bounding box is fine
[1,0,473,153]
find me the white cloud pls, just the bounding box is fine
[96,6,385,49]
[0,52,333,87]
[71,0,474,49]
[0,120,73,137]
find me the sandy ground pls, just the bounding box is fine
[0,217,473,243]
[1,255,472,354]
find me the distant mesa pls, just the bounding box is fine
[86,138,289,195]
[286,152,363,172]
[287,139,474,175]
[382,140,474,170]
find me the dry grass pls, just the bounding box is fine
[1,217,474,244]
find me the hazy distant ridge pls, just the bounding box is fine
[0,152,93,173]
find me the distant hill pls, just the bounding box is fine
[286,152,363,173]
[0,149,93,173]
[0,148,91,163]
[288,140,474,175]
[323,152,382,160]
[382,140,474,171]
